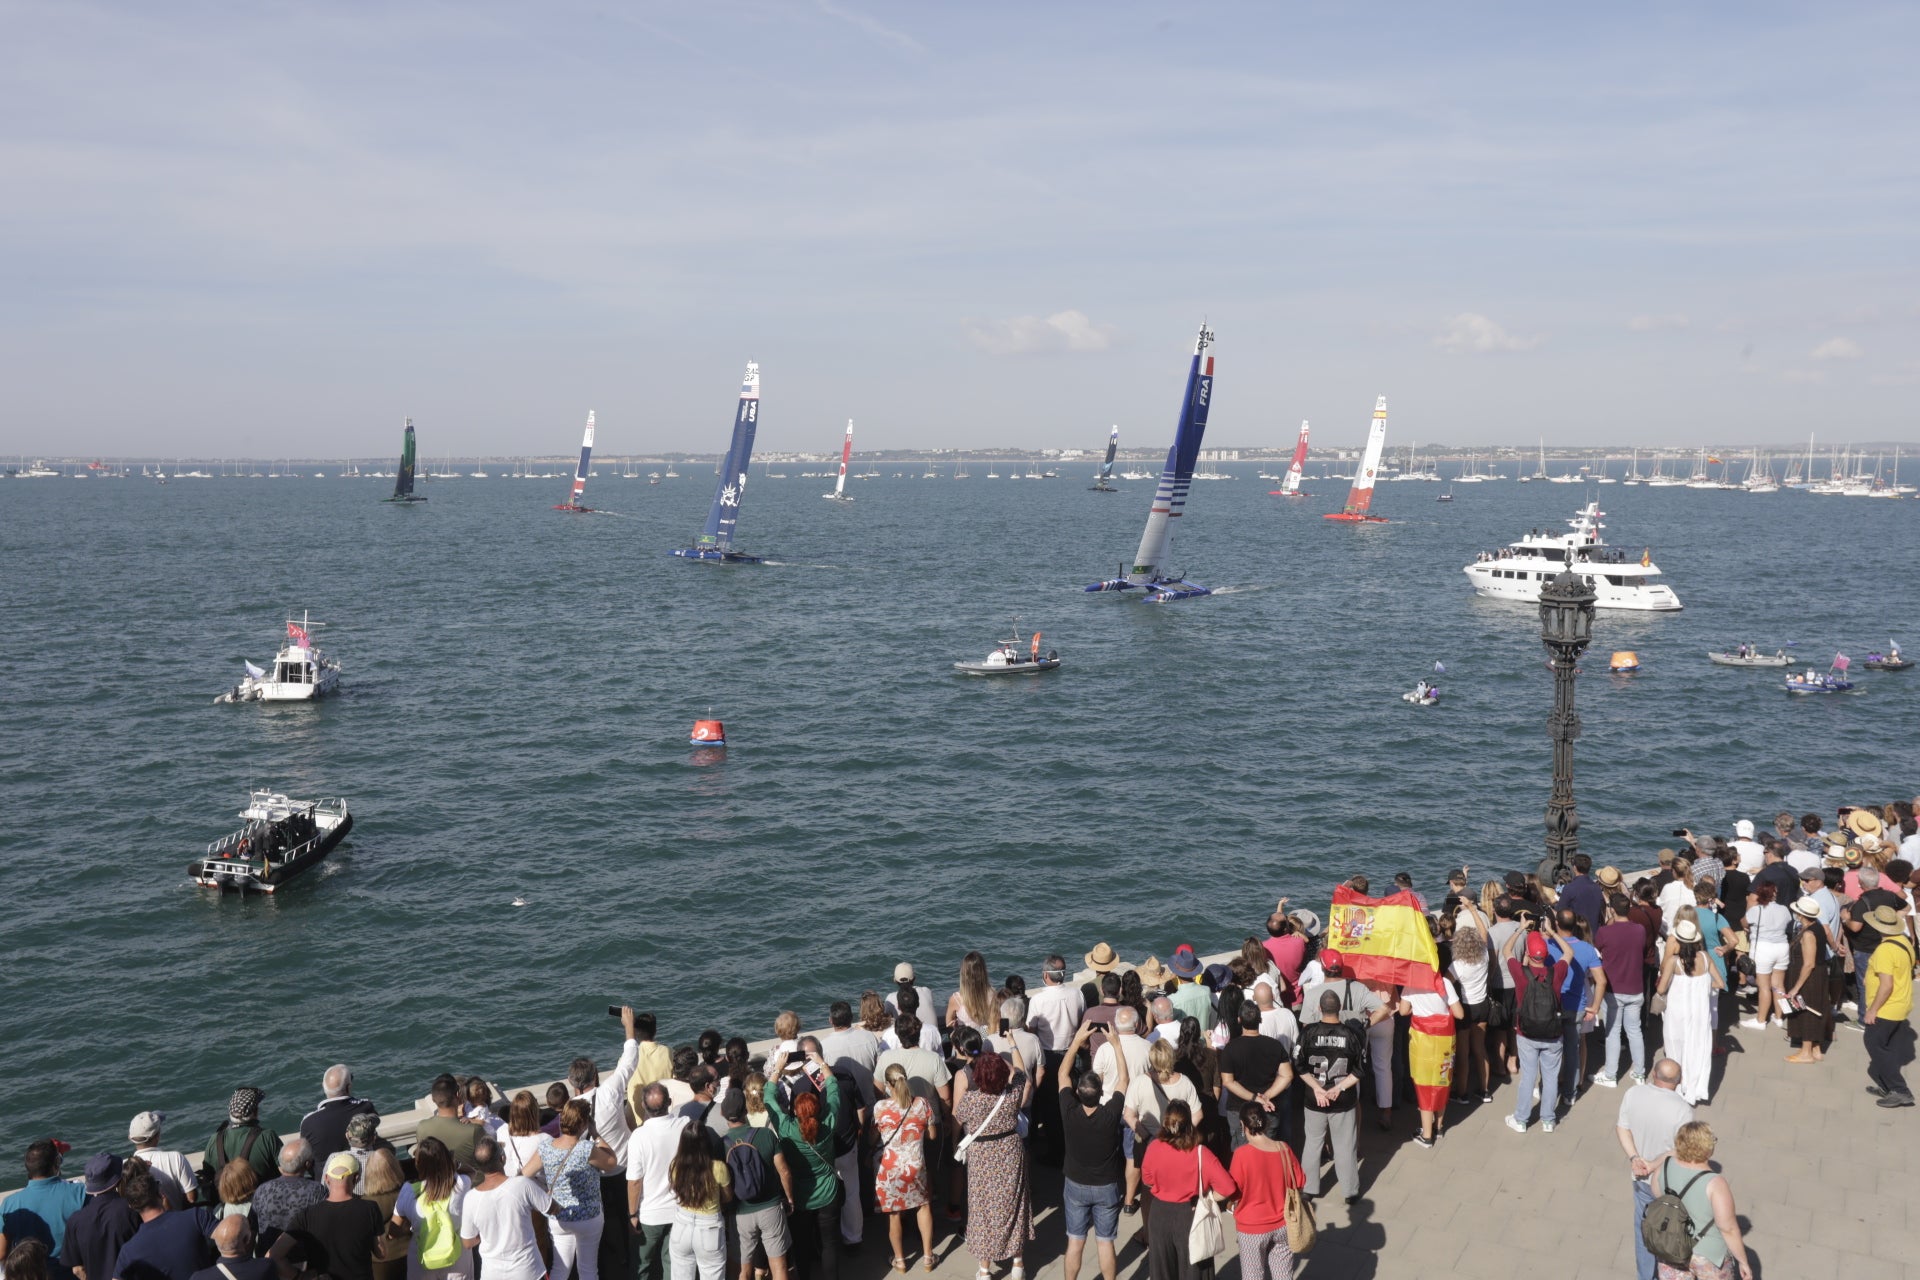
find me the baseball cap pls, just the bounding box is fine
[325,1152,360,1181]
[719,1091,748,1123]
[128,1111,166,1143]
[1504,870,1527,889]
[1525,933,1550,961]
[893,962,915,983]
[1734,819,1755,839]
[1319,949,1344,974]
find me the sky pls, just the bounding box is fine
[2,1,1916,457]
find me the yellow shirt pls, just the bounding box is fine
[1867,937,1915,1022]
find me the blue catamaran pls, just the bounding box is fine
[672,362,763,563]
[554,411,596,512]
[1089,425,1119,491]
[1084,325,1214,601]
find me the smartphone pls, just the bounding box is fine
[607,1005,624,1018]
[1671,829,1688,838]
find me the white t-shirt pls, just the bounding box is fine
[1449,956,1489,1005]
[1747,901,1791,946]
[499,1133,543,1179]
[1406,978,1460,1020]
[1025,983,1086,1053]
[989,1029,1043,1083]
[396,1174,472,1236]
[880,1022,944,1055]
[462,1176,548,1280]
[884,985,937,1018]
[131,1148,197,1208]
[1785,849,1821,876]
[1656,880,1695,929]
[1122,1073,1200,1141]
[1091,1034,1151,1100]
[1731,839,1765,876]
[624,1114,688,1226]
[1258,1006,1300,1055]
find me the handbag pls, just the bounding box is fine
[1186,1147,1227,1261]
[953,1090,1009,1165]
[1282,1144,1316,1256]
[1648,989,1667,1016]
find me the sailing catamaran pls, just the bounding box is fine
[1089,425,1120,491]
[383,419,427,503]
[1324,398,1391,522]
[824,420,854,503]
[1084,325,1216,602]
[673,363,763,562]
[1269,421,1311,497]
[553,411,597,512]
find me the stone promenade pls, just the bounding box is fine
[842,1022,1915,1280]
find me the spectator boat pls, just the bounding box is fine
[215,613,341,702]
[188,790,353,893]
[1707,649,1790,667]
[954,633,1061,675]
[1463,502,1682,611]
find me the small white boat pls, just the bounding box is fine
[1401,681,1440,706]
[215,613,341,702]
[1707,649,1790,668]
[954,634,1061,676]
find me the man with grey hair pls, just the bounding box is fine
[250,1138,326,1248]
[1144,997,1179,1044]
[188,1215,272,1280]
[1616,1058,1692,1280]
[298,1067,377,1171]
[1090,1006,1150,1100]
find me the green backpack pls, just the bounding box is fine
[413,1183,462,1270]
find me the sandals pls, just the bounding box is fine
[922,1260,936,1273]
[892,1261,908,1274]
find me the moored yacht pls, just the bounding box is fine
[1464,502,1682,611]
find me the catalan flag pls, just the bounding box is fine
[1326,885,1443,993]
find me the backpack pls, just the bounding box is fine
[412,1183,462,1270]
[1517,965,1564,1040]
[724,1131,772,1203]
[1641,1163,1712,1266]
[195,1124,262,1202]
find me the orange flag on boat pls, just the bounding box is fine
[1326,885,1443,993]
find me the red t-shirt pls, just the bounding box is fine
[1140,1138,1237,1205]
[1227,1142,1302,1234]
[1263,935,1307,987]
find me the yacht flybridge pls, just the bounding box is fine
[1464,502,1682,611]
[215,613,342,702]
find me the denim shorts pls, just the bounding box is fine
[1062,1178,1122,1241]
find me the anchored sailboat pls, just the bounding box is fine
[672,363,763,563]
[1324,398,1391,522]
[1089,426,1120,491]
[1269,421,1311,497]
[1084,325,1216,602]
[383,418,427,503]
[824,420,854,502]
[554,412,597,512]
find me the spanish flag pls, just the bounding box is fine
[1326,886,1443,993]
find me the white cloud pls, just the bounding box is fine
[1811,336,1862,361]
[963,309,1116,356]
[1433,312,1542,354]
[1628,313,1689,332]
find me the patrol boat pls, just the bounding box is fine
[188,790,353,893]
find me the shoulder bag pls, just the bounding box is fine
[1281,1145,1316,1256]
[1186,1146,1227,1261]
[953,1090,1008,1165]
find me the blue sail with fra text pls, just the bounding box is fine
[695,362,760,552]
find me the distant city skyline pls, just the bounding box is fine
[3,3,1915,455]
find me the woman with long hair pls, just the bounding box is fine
[362,1148,409,1280]
[947,1024,985,1122]
[955,1051,1032,1280]
[666,1121,732,1280]
[1743,882,1792,1030]
[390,1136,473,1280]
[1479,880,1504,920]
[1137,1101,1236,1280]
[496,1093,552,1265]
[762,1045,845,1280]
[1783,897,1833,1064]
[1447,925,1492,1103]
[1657,922,1723,1105]
[520,1098,621,1280]
[860,991,894,1037]
[721,1037,753,1099]
[1227,1101,1304,1280]
[1211,987,1246,1052]
[1118,970,1150,1032]
[1172,1018,1227,1158]
[872,1063,936,1272]
[947,951,998,1032]
[742,1073,772,1128]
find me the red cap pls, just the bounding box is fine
[1320,949,1344,972]
[1525,933,1550,962]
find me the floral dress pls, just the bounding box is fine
[956,1074,1033,1262]
[535,1134,601,1221]
[872,1096,932,1213]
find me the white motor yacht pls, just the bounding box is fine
[1463,502,1682,611]
[215,612,342,702]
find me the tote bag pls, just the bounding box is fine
[1186,1147,1227,1261]
[1281,1146,1316,1255]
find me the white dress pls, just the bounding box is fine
[1664,961,1714,1104]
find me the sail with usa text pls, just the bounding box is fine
[673,363,763,562]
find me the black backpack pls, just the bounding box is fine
[1517,965,1564,1040]
[1641,1163,1712,1266]
[195,1123,262,1202]
[723,1130,772,1203]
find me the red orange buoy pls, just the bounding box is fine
[689,718,726,746]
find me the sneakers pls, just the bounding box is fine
[1769,1018,1787,1029]
[1592,1073,1618,1089]
[1876,1093,1917,1109]
[1505,1115,1527,1134]
[1739,1019,1766,1030]
[1480,1091,1495,1104]
[1867,1085,1888,1098]
[1413,1134,1435,1148]
[1629,1070,1646,1084]
[1541,1121,1557,1133]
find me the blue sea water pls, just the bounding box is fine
[2,468,1915,1157]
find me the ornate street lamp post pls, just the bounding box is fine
[1539,558,1597,884]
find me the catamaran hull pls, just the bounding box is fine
[1324,513,1388,523]
[383,495,427,504]
[553,504,594,513]
[1084,577,1211,603]
[671,548,763,564]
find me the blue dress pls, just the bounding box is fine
[537,1135,602,1221]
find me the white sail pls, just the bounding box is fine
[1337,398,1388,515]
[825,419,854,501]
[1280,420,1309,494]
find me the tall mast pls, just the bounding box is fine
[1126,325,1215,583]
[695,363,760,551]
[1337,398,1389,514]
